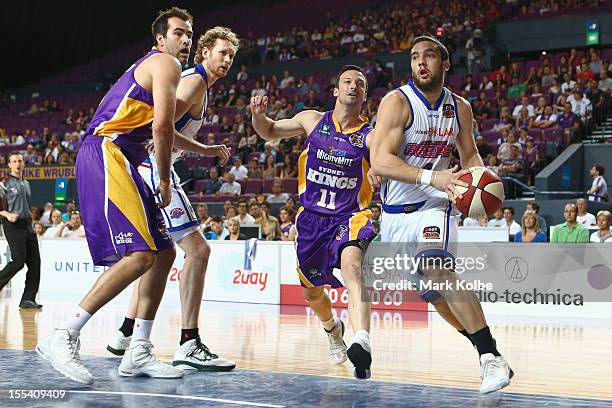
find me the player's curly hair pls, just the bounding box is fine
[151,7,193,42]
[195,26,240,64]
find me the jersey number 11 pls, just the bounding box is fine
[316,188,337,210]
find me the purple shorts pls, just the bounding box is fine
[76,137,174,266]
[294,208,376,288]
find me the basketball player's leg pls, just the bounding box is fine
[172,230,235,371]
[303,286,333,323]
[108,279,139,356]
[339,244,372,379]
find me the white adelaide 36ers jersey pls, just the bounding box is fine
[170,63,209,163]
[382,80,461,210]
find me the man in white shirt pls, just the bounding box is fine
[575,198,596,225]
[218,172,241,196]
[598,70,612,92]
[232,199,255,226]
[590,210,612,242]
[532,106,557,128]
[229,157,248,180]
[487,208,505,227]
[561,73,576,94]
[44,210,64,238]
[569,90,592,120]
[503,207,522,235]
[55,212,86,238]
[279,70,295,89]
[512,96,535,118]
[588,164,608,202]
[266,180,290,204]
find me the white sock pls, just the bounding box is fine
[130,319,154,346]
[352,329,370,344]
[62,307,92,332]
[322,316,338,331]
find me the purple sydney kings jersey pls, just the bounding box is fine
[298,111,373,216]
[84,48,161,166]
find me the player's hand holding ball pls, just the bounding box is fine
[453,166,504,217]
[430,165,472,203]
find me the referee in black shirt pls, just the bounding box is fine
[0,152,42,308]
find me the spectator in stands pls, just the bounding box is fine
[229,157,248,181]
[557,55,571,78]
[462,74,476,91]
[39,202,54,227]
[249,202,260,220]
[262,221,280,240]
[498,145,524,176]
[488,208,505,227]
[247,158,262,179]
[525,66,541,90]
[55,211,86,238]
[512,95,535,118]
[33,222,45,238]
[205,216,229,240]
[236,65,248,81]
[549,77,561,95]
[196,203,211,228]
[479,75,494,91]
[493,106,514,132]
[219,172,242,196]
[541,66,556,87]
[533,106,557,128]
[526,201,547,232]
[515,108,533,129]
[557,102,580,146]
[278,207,294,241]
[43,210,63,238]
[491,65,509,83]
[267,179,290,204]
[503,206,522,235]
[303,90,323,110]
[475,135,492,161]
[472,99,491,124]
[587,164,608,202]
[576,198,596,226]
[279,70,295,89]
[370,203,381,224]
[523,136,540,185]
[61,201,75,222]
[280,155,297,179]
[514,211,547,242]
[204,107,219,125]
[590,210,612,242]
[255,201,280,234]
[201,166,223,196]
[225,218,246,240]
[497,131,521,161]
[551,203,589,243]
[577,62,595,82]
[262,154,277,180]
[598,70,612,92]
[507,77,526,99]
[233,199,255,226]
[561,73,576,94]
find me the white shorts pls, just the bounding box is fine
[138,157,200,242]
[381,201,459,258]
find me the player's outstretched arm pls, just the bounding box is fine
[454,95,484,169]
[174,131,231,166]
[150,53,182,207]
[250,95,320,141]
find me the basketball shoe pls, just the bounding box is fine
[118,340,183,378]
[106,331,131,356]
[36,329,94,384]
[325,319,347,364]
[172,338,236,371]
[479,353,514,394]
[347,330,372,379]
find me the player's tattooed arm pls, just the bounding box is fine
[454,95,484,169]
[250,95,322,140]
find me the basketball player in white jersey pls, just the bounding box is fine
[370,36,513,394]
[107,27,238,371]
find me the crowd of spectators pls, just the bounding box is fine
[9,201,87,239]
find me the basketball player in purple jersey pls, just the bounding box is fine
[370,36,513,393]
[37,8,194,384]
[107,27,237,372]
[251,66,376,379]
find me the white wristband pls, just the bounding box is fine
[419,170,433,186]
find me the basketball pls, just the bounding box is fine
[454,167,504,218]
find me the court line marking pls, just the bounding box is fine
[68,391,285,407]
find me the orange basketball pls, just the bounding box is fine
[454,167,504,218]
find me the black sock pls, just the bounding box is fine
[119,317,135,337]
[470,326,500,357]
[181,328,200,345]
[459,329,475,346]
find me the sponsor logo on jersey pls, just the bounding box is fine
[414,128,454,137]
[349,132,364,147]
[423,226,440,240]
[316,148,354,166]
[170,208,186,219]
[306,267,322,278]
[404,141,454,158]
[307,168,358,190]
[443,103,455,118]
[336,225,348,240]
[114,232,134,244]
[319,123,332,136]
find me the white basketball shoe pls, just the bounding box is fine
[479,353,514,394]
[118,340,183,378]
[325,319,348,365]
[106,331,131,356]
[172,338,236,371]
[36,329,94,385]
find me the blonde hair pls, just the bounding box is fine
[194,26,239,64]
[521,210,540,236]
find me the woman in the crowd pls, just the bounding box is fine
[514,211,547,242]
[225,218,246,241]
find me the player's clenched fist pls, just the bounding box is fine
[250,96,268,115]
